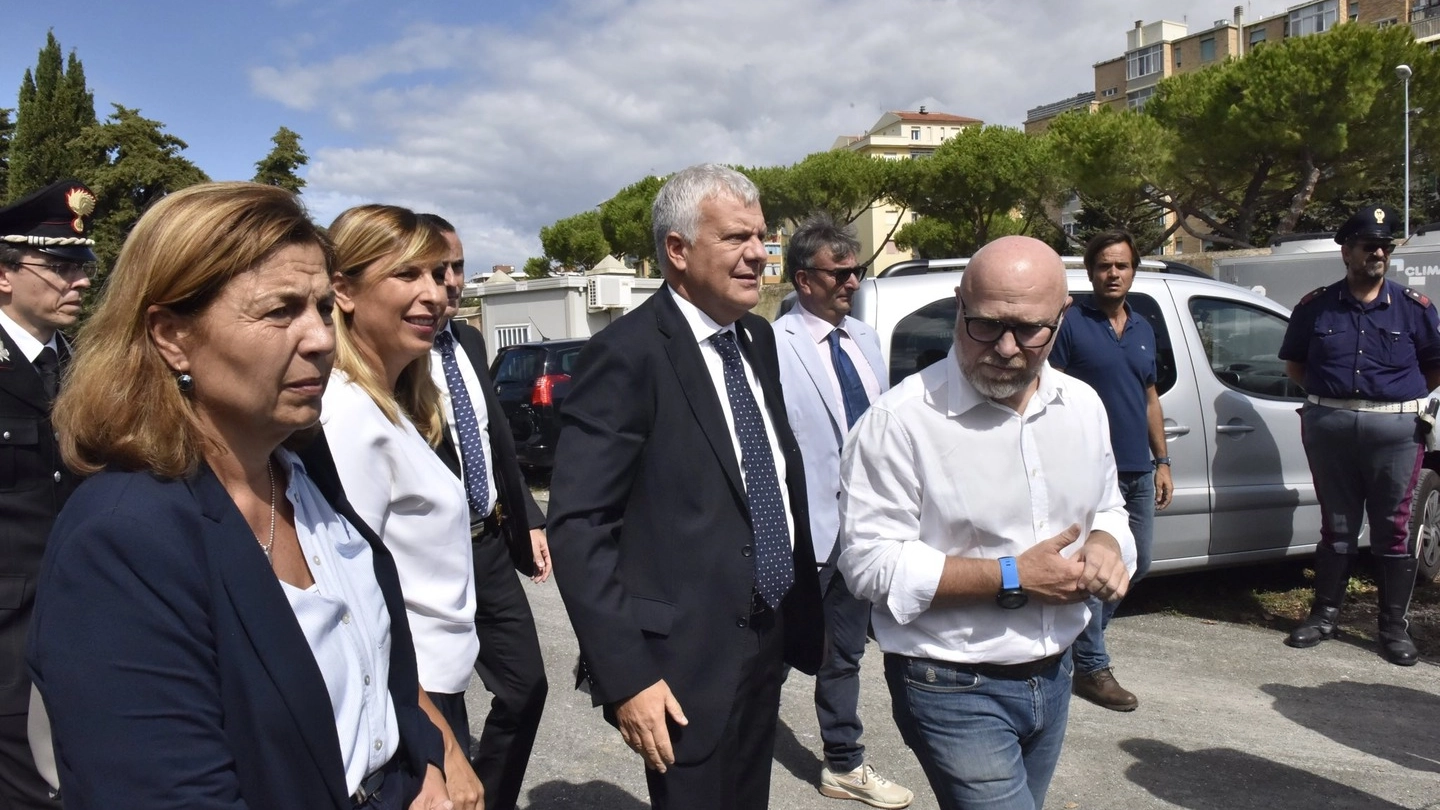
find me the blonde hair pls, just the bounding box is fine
[327,204,448,446]
[54,182,330,477]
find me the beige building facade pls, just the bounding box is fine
[831,108,982,273]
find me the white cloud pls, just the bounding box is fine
[254,0,1257,272]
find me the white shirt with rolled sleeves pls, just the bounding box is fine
[838,348,1135,666]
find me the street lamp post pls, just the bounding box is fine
[1398,64,1413,239]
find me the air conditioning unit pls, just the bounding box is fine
[587,276,633,310]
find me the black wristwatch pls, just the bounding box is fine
[1153,456,1171,468]
[995,556,1028,609]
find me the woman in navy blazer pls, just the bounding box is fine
[27,183,450,810]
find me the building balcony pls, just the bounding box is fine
[1412,14,1440,41]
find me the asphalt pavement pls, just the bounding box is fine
[467,494,1440,810]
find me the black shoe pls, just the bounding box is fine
[1285,605,1341,648]
[1377,555,1420,667]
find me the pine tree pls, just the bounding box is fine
[253,126,308,193]
[8,32,98,201]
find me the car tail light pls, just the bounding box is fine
[531,373,570,406]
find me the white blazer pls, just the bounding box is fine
[773,308,888,566]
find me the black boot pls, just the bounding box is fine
[1286,545,1351,648]
[1376,554,1420,666]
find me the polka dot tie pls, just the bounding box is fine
[828,329,871,429]
[712,330,794,610]
[434,331,491,517]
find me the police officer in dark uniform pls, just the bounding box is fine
[0,180,95,805]
[1278,204,1440,666]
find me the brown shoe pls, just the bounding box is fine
[1072,667,1138,712]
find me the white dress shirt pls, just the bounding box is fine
[838,348,1135,665]
[668,286,794,549]
[428,324,498,520]
[275,449,399,794]
[0,307,57,362]
[321,370,479,693]
[794,303,882,410]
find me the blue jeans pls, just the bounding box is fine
[1072,470,1154,675]
[884,652,1073,810]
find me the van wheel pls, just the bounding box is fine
[1412,468,1440,583]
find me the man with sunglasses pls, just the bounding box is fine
[0,180,96,808]
[774,214,912,809]
[1279,204,1440,666]
[839,235,1134,810]
[1048,230,1172,713]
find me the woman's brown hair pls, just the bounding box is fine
[54,182,330,477]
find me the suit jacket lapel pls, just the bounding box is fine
[655,289,745,498]
[780,317,845,437]
[190,464,350,807]
[0,326,48,415]
[848,319,890,393]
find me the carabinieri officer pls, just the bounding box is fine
[1279,204,1440,666]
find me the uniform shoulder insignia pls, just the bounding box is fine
[1404,287,1432,308]
[1297,286,1328,306]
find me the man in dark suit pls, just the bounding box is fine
[419,214,550,810]
[0,180,95,809]
[547,163,824,810]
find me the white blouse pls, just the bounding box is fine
[320,371,478,693]
[275,449,399,794]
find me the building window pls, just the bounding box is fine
[1288,0,1338,37]
[494,324,532,349]
[1377,17,1398,27]
[1350,1,1359,22]
[1127,43,1164,80]
[1101,86,1119,98]
[1200,37,1216,61]
[1249,28,1267,48]
[1127,86,1156,110]
[911,127,920,140]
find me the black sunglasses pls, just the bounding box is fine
[1350,240,1395,254]
[960,300,1066,348]
[799,264,869,284]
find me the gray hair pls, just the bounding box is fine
[786,213,861,289]
[652,164,760,273]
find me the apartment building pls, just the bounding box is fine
[830,108,982,273]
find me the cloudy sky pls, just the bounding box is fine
[6,0,1263,273]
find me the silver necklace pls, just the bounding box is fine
[260,458,276,562]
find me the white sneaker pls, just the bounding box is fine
[819,763,915,809]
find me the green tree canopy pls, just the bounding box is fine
[253,126,308,193]
[598,175,662,267]
[522,256,552,278]
[890,124,1054,257]
[71,104,209,271]
[0,109,14,197]
[9,32,98,201]
[539,209,609,272]
[1144,22,1440,247]
[1044,108,1174,253]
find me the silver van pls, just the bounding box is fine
[850,259,1330,576]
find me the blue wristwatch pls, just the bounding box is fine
[996,556,1027,609]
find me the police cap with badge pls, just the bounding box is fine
[1335,203,1402,246]
[0,179,98,264]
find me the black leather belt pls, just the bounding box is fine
[350,767,386,806]
[947,651,1066,680]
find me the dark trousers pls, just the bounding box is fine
[425,690,472,760]
[0,712,60,810]
[814,564,870,773]
[471,530,548,810]
[644,605,786,810]
[1302,405,1425,556]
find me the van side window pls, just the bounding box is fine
[1188,297,1304,399]
[1068,293,1177,396]
[888,297,958,386]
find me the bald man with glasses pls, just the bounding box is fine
[839,235,1134,810]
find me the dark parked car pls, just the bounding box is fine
[489,338,587,470]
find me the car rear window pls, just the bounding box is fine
[494,348,546,384]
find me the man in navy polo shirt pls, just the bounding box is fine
[1050,229,1173,711]
[1279,204,1440,666]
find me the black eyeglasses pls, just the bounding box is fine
[1351,240,1395,254]
[10,259,97,279]
[800,264,868,284]
[960,301,1065,348]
